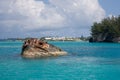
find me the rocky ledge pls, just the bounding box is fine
[89,33,120,43]
[21,38,67,58]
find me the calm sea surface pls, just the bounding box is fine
[0,41,120,80]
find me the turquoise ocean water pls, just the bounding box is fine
[0,41,120,80]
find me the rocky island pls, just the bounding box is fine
[89,16,120,43]
[21,38,67,58]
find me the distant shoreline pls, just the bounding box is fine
[0,37,89,42]
[0,39,87,42]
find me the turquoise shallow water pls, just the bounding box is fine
[0,41,120,80]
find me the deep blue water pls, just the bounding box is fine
[0,41,120,80]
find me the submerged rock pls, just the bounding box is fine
[21,38,67,58]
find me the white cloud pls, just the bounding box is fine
[0,0,105,38]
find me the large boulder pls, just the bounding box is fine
[21,38,67,58]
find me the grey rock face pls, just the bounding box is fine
[89,33,120,43]
[21,38,67,58]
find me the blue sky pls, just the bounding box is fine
[0,0,120,39]
[99,0,120,16]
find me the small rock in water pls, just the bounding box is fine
[21,38,67,58]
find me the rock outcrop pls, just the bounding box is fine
[89,33,120,43]
[21,38,67,58]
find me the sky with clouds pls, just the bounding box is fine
[0,0,119,38]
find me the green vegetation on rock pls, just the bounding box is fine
[90,15,120,42]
